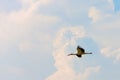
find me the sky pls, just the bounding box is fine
[0,0,120,80]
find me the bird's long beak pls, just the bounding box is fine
[68,53,76,56]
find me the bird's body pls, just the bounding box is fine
[68,46,92,58]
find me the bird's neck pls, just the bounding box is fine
[71,53,77,55]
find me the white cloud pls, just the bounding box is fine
[88,6,101,23]
[0,7,58,39]
[0,0,59,59]
[101,47,120,62]
[0,11,58,45]
[54,26,86,48]
[90,13,120,48]
[101,47,112,57]
[46,26,100,80]
[0,0,59,42]
[88,0,120,63]
[47,66,100,80]
[77,66,100,80]
[88,1,120,51]
[18,0,53,8]
[88,0,115,23]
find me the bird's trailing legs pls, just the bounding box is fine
[84,52,92,54]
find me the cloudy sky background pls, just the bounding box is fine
[0,0,120,80]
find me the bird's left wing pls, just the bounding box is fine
[77,46,85,55]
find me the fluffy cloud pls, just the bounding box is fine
[0,2,59,42]
[101,47,120,62]
[76,66,100,80]
[88,6,101,23]
[46,26,100,80]
[47,66,100,80]
[0,1,60,79]
[53,26,86,48]
[87,0,120,63]
[18,0,53,8]
[0,0,60,60]
[88,0,115,23]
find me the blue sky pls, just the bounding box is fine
[113,0,120,11]
[0,0,120,80]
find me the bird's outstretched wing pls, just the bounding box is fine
[77,46,85,55]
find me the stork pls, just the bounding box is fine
[68,46,92,58]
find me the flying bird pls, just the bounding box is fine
[68,46,92,58]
